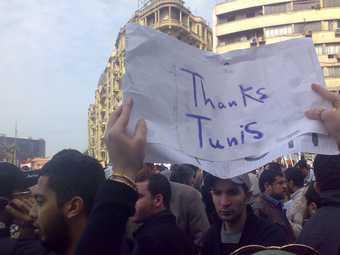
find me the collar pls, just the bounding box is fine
[263,194,283,208]
[291,187,305,200]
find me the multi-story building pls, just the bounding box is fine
[214,0,340,92]
[0,135,46,165]
[88,0,213,165]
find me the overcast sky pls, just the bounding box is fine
[0,0,217,157]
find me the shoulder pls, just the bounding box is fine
[246,213,288,245]
[13,239,48,255]
[201,223,220,244]
[171,182,201,196]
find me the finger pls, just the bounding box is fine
[305,108,323,121]
[133,119,147,145]
[21,198,33,209]
[106,105,123,132]
[116,97,133,130]
[312,84,340,107]
[10,199,30,214]
[5,205,31,222]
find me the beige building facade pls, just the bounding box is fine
[88,0,212,165]
[214,0,340,91]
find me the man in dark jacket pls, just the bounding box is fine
[201,173,288,255]
[131,173,196,255]
[255,165,295,242]
[298,154,340,255]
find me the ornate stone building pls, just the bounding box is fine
[88,0,213,165]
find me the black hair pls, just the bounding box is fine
[137,173,171,209]
[204,173,249,193]
[41,149,105,215]
[259,168,283,193]
[264,162,282,172]
[295,159,308,169]
[170,164,197,186]
[313,154,340,192]
[0,162,24,198]
[305,182,321,207]
[285,167,304,188]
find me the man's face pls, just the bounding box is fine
[211,179,248,224]
[133,181,156,223]
[33,176,69,253]
[268,176,287,200]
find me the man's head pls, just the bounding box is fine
[0,162,26,227]
[313,154,340,192]
[34,149,105,253]
[285,167,305,194]
[295,159,310,178]
[304,182,321,219]
[205,174,250,224]
[0,162,25,200]
[133,173,171,223]
[259,167,286,200]
[170,164,197,186]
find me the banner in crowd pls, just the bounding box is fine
[123,24,339,178]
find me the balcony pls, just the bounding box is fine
[215,7,340,36]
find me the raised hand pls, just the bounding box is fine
[305,84,340,143]
[104,97,147,179]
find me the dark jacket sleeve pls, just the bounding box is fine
[75,180,138,255]
[260,223,289,246]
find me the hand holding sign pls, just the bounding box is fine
[104,98,147,179]
[305,84,340,145]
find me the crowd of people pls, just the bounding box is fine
[1,83,340,255]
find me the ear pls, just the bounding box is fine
[153,194,164,209]
[63,196,85,219]
[314,182,321,194]
[310,202,318,211]
[264,182,272,193]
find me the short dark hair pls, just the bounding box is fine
[170,164,197,185]
[313,154,340,192]
[305,182,321,207]
[0,162,24,198]
[204,173,249,193]
[264,162,282,172]
[136,173,171,209]
[295,159,308,169]
[41,149,105,215]
[259,168,283,193]
[285,167,304,188]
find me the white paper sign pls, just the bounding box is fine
[123,24,338,178]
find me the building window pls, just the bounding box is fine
[324,66,340,78]
[324,0,340,8]
[264,25,293,38]
[315,44,323,55]
[263,3,291,15]
[293,0,320,11]
[294,22,321,33]
[325,43,340,55]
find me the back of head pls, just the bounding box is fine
[264,162,282,172]
[41,149,105,215]
[0,162,24,198]
[313,154,340,192]
[295,159,308,170]
[305,182,321,207]
[285,167,304,189]
[259,167,283,193]
[170,164,197,186]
